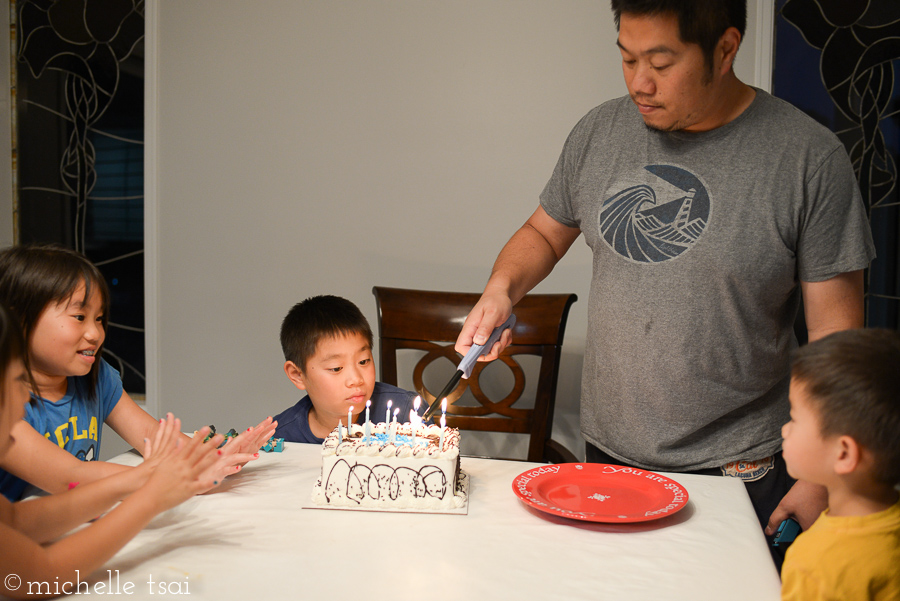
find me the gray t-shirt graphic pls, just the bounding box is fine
[599,164,711,263]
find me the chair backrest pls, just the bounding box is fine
[372,286,578,463]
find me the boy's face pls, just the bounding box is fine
[782,378,837,485]
[291,332,376,424]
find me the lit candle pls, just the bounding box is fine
[409,410,417,447]
[413,396,422,441]
[364,400,371,443]
[438,414,446,452]
[385,400,393,426]
[393,408,400,443]
[441,397,448,419]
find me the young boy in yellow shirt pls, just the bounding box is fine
[780,329,900,600]
[273,295,418,443]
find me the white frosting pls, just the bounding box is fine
[312,422,466,510]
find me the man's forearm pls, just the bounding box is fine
[485,218,575,304]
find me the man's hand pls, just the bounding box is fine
[765,480,828,535]
[454,292,514,362]
[455,206,580,362]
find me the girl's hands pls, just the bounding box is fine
[140,413,182,466]
[137,415,278,497]
[128,413,184,488]
[142,426,224,510]
[138,415,262,495]
[195,417,277,486]
[218,417,278,462]
[201,443,258,491]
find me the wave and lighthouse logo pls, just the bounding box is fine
[599,164,711,263]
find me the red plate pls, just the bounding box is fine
[512,463,689,523]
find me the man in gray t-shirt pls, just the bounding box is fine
[455,0,874,547]
[541,89,873,475]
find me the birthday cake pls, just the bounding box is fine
[311,421,467,510]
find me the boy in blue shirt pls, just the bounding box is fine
[273,295,418,443]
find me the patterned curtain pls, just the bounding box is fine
[13,0,146,394]
[774,0,900,329]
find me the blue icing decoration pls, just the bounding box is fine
[369,432,426,448]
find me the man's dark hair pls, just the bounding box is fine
[791,329,900,487]
[611,0,747,72]
[280,295,373,371]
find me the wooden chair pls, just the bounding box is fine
[372,286,578,463]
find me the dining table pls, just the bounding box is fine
[29,442,782,600]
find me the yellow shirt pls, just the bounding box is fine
[781,499,900,601]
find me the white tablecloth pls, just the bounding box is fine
[46,443,782,600]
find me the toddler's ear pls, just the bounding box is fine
[283,361,307,391]
[833,435,862,476]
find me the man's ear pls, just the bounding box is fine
[833,435,862,476]
[284,361,308,391]
[717,26,742,74]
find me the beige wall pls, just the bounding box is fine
[142,0,768,459]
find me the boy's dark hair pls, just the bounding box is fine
[791,329,900,487]
[0,245,110,401]
[610,0,747,74]
[280,295,373,371]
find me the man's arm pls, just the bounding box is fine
[455,206,581,361]
[800,270,865,342]
[765,269,865,534]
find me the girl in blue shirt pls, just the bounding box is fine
[0,245,274,500]
[0,302,233,598]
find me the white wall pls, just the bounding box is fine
[147,0,769,460]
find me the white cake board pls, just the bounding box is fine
[302,472,469,515]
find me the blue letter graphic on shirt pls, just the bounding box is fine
[599,164,710,263]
